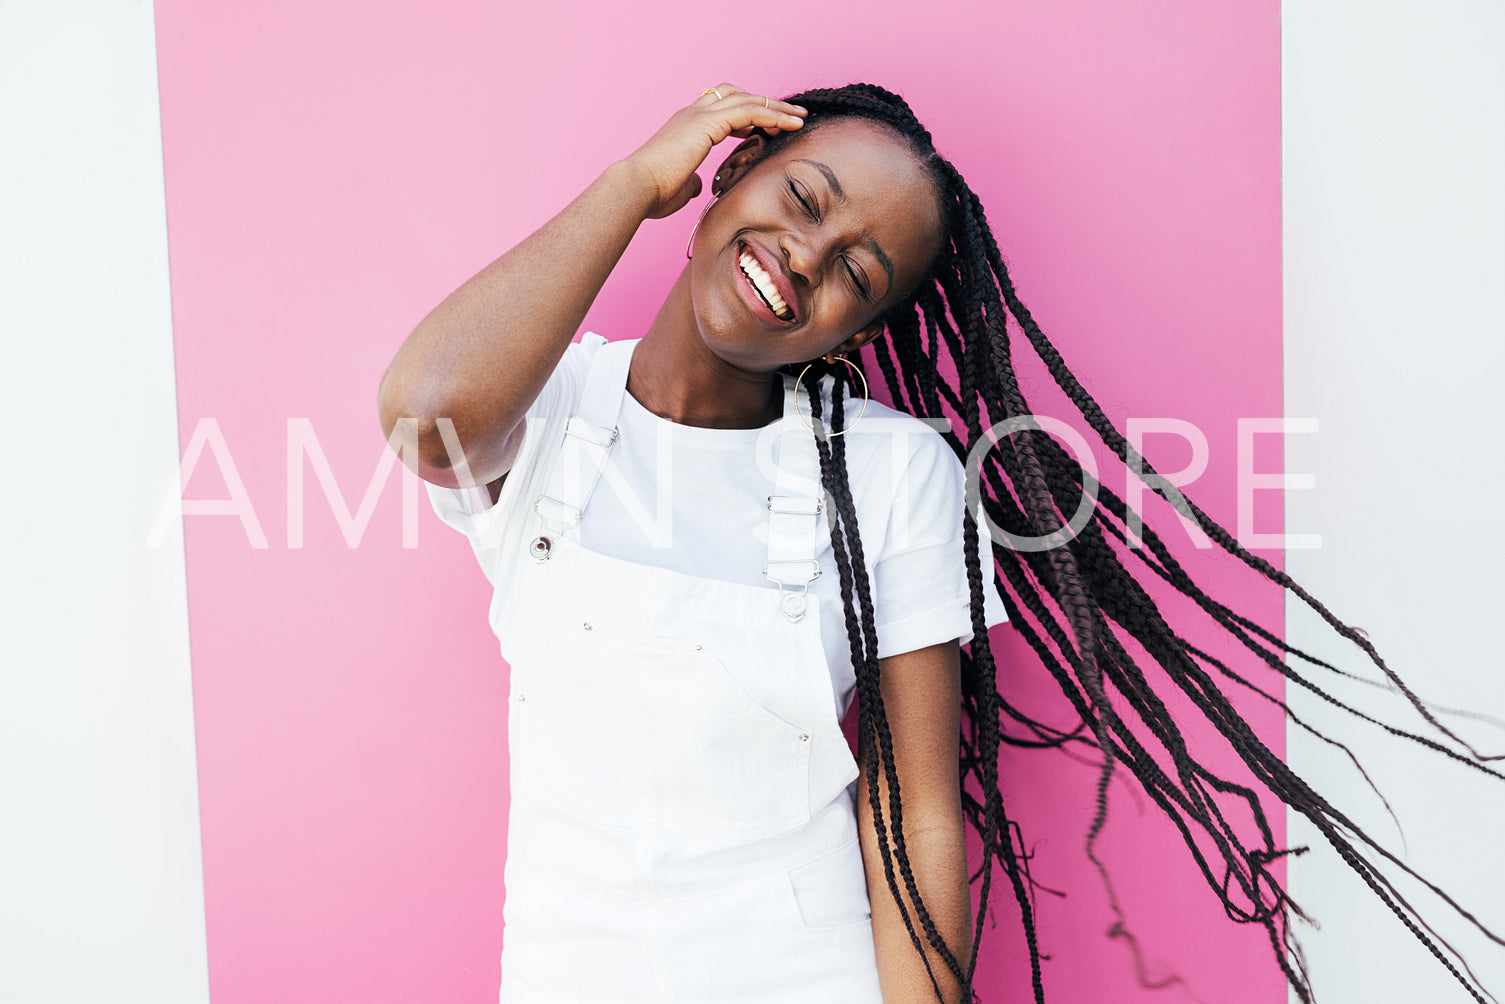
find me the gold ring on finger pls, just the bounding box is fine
[701,87,723,100]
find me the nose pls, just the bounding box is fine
[780,229,828,289]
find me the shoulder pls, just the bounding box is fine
[575,329,613,364]
[818,392,969,547]
[424,330,613,548]
[836,396,964,487]
[850,397,954,443]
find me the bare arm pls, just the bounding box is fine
[376,161,657,489]
[375,84,809,489]
[857,639,973,1004]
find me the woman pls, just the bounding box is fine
[378,82,1498,1003]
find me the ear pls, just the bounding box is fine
[712,134,769,195]
[822,321,886,364]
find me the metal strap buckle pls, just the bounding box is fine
[762,560,822,623]
[564,417,619,448]
[533,494,583,524]
[763,559,822,584]
[766,495,823,515]
[530,494,583,564]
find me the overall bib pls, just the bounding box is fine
[493,338,883,1003]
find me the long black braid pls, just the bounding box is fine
[757,82,1503,1003]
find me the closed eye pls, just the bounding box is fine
[789,181,817,220]
[844,257,871,300]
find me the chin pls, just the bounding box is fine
[697,324,774,373]
[690,298,780,373]
[690,262,821,373]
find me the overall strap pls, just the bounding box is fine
[527,336,637,562]
[764,373,830,622]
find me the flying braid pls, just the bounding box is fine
[754,81,1503,1003]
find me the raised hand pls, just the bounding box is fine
[620,83,808,220]
[381,85,806,488]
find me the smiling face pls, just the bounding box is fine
[688,117,946,372]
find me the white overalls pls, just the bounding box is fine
[493,337,884,1003]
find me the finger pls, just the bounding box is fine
[728,121,795,138]
[723,95,807,130]
[696,81,746,104]
[696,87,805,143]
[715,89,806,116]
[697,84,807,119]
[733,101,807,134]
[763,96,808,117]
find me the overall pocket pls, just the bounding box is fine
[510,625,814,842]
[786,837,875,931]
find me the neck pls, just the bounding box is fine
[629,265,784,429]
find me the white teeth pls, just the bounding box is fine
[738,250,793,320]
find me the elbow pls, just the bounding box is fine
[376,370,520,489]
[376,369,462,481]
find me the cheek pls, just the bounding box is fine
[714,186,785,231]
[804,292,865,332]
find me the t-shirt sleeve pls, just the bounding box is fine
[871,427,1010,659]
[424,331,606,582]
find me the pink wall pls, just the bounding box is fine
[154,1,1283,1001]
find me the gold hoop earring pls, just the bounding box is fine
[685,196,717,259]
[794,353,870,436]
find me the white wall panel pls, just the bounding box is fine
[1283,1,1505,1001]
[0,2,208,1002]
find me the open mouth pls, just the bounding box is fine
[737,243,796,323]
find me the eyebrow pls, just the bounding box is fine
[795,158,895,294]
[795,159,846,202]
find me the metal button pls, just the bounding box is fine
[799,733,810,742]
[694,643,703,651]
[780,592,807,621]
[517,693,526,702]
[583,621,592,631]
[528,536,551,562]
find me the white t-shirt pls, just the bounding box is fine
[427,332,1010,719]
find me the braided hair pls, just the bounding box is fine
[753,82,1503,1003]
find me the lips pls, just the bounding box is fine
[737,239,799,324]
